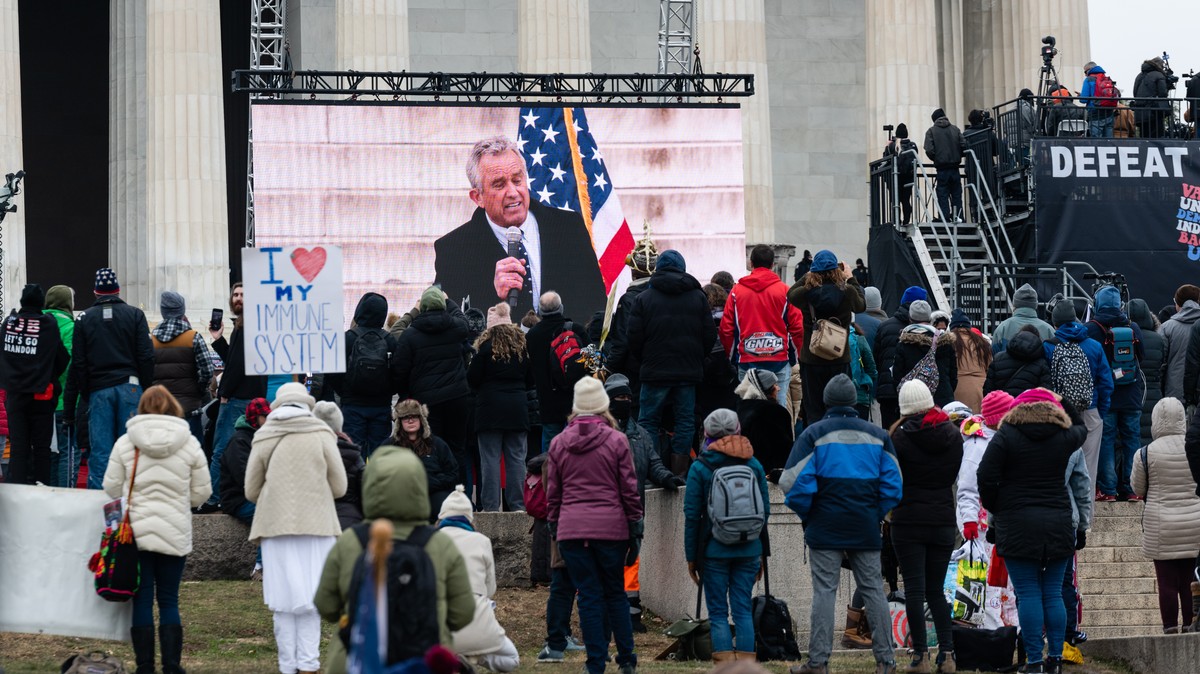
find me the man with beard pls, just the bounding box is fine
[205,282,267,512]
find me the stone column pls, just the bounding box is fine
[698,0,775,245]
[936,0,965,125]
[866,0,942,159]
[964,0,1025,112]
[337,0,410,71]
[0,0,26,314]
[1020,0,1090,97]
[518,0,591,72]
[112,0,230,317]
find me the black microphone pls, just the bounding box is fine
[506,227,524,309]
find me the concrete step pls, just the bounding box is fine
[1080,576,1157,595]
[1086,530,1146,548]
[1078,546,1154,564]
[1081,624,1164,639]
[1083,593,1162,610]
[1077,561,1157,580]
[1082,608,1164,627]
[1090,514,1144,533]
[1094,501,1145,516]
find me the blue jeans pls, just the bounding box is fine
[1089,111,1114,138]
[738,361,791,407]
[1063,554,1079,634]
[132,551,186,628]
[87,384,143,490]
[52,411,81,488]
[209,397,251,505]
[233,502,263,566]
[703,556,760,652]
[559,539,637,674]
[546,564,578,651]
[1099,409,1142,496]
[935,167,963,221]
[341,404,392,458]
[541,422,565,454]
[638,384,696,457]
[1007,557,1070,665]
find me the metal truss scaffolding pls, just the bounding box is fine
[658,0,695,75]
[246,0,288,248]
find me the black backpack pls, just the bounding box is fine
[752,546,801,661]
[346,327,391,394]
[339,523,440,664]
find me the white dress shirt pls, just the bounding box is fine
[486,209,542,302]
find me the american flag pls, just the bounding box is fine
[517,107,635,292]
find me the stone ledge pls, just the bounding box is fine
[1082,633,1200,673]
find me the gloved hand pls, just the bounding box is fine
[687,562,700,586]
[1075,530,1087,550]
[625,536,641,566]
[547,521,558,540]
[963,522,979,540]
[985,525,996,544]
[628,519,644,540]
[665,476,686,490]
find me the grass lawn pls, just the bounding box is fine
[0,581,1133,673]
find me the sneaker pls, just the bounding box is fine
[537,646,565,663]
[1095,492,1116,502]
[618,665,636,674]
[1127,493,1144,502]
[193,502,221,514]
[564,636,586,652]
[250,563,263,582]
[1067,629,1088,646]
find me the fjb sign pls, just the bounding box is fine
[241,246,346,375]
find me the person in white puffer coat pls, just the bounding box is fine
[436,485,520,672]
[1131,397,1200,633]
[103,385,212,674]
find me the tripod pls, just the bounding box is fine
[1037,59,1061,136]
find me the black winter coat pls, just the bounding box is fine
[213,327,267,401]
[873,304,913,400]
[923,117,966,169]
[219,424,255,515]
[627,269,717,386]
[1183,405,1200,497]
[72,296,156,394]
[466,336,533,432]
[620,418,677,504]
[1133,62,1169,108]
[526,314,590,425]
[893,326,958,407]
[0,310,69,395]
[392,433,459,516]
[737,398,795,472]
[606,278,650,379]
[1129,299,1164,446]
[978,400,1088,561]
[334,435,365,529]
[787,277,865,365]
[392,302,471,406]
[889,408,963,527]
[332,292,400,406]
[984,330,1052,396]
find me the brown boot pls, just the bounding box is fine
[841,605,873,649]
[736,652,757,662]
[935,650,957,674]
[712,651,736,664]
[905,651,931,674]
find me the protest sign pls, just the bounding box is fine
[242,246,345,375]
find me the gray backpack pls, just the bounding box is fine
[699,457,766,545]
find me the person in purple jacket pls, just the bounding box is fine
[545,376,644,674]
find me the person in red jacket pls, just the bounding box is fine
[719,245,805,407]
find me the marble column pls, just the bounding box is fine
[337,0,410,71]
[1019,0,1090,96]
[866,0,942,160]
[112,0,229,318]
[697,0,774,246]
[964,0,1025,112]
[936,0,965,126]
[0,0,26,314]
[518,0,591,72]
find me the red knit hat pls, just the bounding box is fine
[244,398,272,428]
[980,390,1015,427]
[1012,387,1062,409]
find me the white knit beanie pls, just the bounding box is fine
[898,380,935,417]
[572,377,610,415]
[313,401,344,434]
[437,485,475,523]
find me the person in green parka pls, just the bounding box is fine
[314,444,475,673]
[44,285,77,488]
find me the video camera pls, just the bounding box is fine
[1163,52,1180,91]
[1041,36,1058,70]
[0,170,25,224]
[1083,271,1130,305]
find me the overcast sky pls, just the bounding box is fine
[1088,0,1198,98]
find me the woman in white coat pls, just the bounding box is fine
[437,485,520,672]
[103,385,212,674]
[246,382,347,674]
[1131,397,1200,633]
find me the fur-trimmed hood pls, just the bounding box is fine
[899,324,954,348]
[1002,400,1073,435]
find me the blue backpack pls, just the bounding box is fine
[848,327,873,399]
[1092,320,1139,386]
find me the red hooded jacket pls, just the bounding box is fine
[719,267,805,366]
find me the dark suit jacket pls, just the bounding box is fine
[433,201,606,321]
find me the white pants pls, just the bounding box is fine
[1082,407,1103,495]
[472,637,521,673]
[273,609,321,674]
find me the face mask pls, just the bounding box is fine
[610,399,632,423]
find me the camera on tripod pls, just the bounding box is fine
[1163,52,1181,91]
[1041,36,1058,69]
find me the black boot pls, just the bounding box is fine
[130,626,156,674]
[159,624,186,674]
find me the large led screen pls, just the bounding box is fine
[251,104,745,325]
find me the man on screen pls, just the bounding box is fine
[434,136,605,321]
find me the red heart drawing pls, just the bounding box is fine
[290,247,327,282]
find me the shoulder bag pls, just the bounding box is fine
[88,448,141,602]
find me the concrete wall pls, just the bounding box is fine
[589,0,658,75]
[1083,633,1200,674]
[408,0,518,72]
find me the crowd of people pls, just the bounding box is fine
[3,236,1200,674]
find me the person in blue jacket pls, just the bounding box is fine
[683,408,770,664]
[1044,299,1115,498]
[1085,286,1145,501]
[780,375,902,674]
[1080,61,1115,138]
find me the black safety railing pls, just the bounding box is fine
[954,263,1090,333]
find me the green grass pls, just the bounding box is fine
[0,581,1136,673]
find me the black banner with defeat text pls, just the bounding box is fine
[1034,138,1200,307]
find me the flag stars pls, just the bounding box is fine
[529,147,547,166]
[590,147,604,164]
[541,125,560,144]
[536,185,554,204]
[593,173,608,191]
[549,163,567,182]
[522,110,539,128]
[572,119,583,135]
[515,137,528,153]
